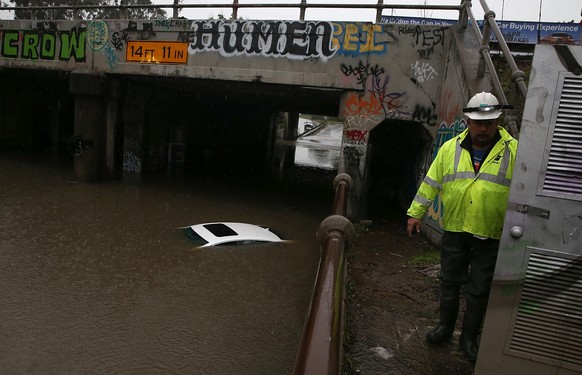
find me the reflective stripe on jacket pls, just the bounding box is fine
[407,126,518,239]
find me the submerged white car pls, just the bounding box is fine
[183,222,284,247]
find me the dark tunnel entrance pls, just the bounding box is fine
[0,68,345,192]
[133,76,344,190]
[365,119,432,221]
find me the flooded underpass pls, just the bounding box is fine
[0,157,332,374]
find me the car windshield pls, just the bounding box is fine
[184,227,209,246]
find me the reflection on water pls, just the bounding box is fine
[0,158,327,374]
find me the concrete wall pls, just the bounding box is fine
[0,18,482,220]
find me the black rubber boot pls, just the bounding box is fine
[458,303,485,362]
[426,288,459,345]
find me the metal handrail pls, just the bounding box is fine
[459,0,527,137]
[2,1,462,23]
[293,173,354,375]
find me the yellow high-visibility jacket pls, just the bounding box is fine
[407,126,518,239]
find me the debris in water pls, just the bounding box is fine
[369,346,393,360]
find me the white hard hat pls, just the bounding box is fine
[463,92,502,120]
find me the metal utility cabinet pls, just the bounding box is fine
[476,44,582,374]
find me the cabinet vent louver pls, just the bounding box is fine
[543,76,582,196]
[509,251,582,371]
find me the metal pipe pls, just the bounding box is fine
[479,0,528,99]
[464,4,508,103]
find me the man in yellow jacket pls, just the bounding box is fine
[406,92,518,362]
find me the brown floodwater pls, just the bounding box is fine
[0,157,330,374]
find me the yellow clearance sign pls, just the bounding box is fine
[126,41,188,64]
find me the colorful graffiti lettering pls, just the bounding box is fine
[433,119,466,159]
[423,119,467,226]
[342,92,384,118]
[1,27,86,62]
[369,75,408,118]
[345,128,368,143]
[427,192,445,228]
[342,77,409,122]
[103,43,119,68]
[87,20,107,51]
[332,23,386,56]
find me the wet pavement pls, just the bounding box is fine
[345,220,476,375]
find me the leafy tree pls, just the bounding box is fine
[11,0,168,20]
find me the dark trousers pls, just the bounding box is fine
[439,231,499,310]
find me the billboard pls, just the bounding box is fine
[380,16,581,46]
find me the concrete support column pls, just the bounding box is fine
[338,91,375,220]
[69,69,107,182]
[106,79,123,179]
[284,111,299,140]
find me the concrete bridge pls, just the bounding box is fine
[0,9,502,220]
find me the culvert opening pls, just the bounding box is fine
[365,119,432,221]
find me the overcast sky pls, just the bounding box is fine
[167,0,582,24]
[0,0,580,23]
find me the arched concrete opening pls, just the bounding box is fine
[365,119,432,221]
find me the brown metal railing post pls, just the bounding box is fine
[299,0,307,21]
[120,0,128,19]
[172,0,180,19]
[375,0,384,24]
[294,173,354,375]
[477,9,493,79]
[458,0,470,27]
[232,0,239,20]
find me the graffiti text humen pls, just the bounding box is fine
[185,20,336,60]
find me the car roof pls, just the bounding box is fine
[185,222,283,247]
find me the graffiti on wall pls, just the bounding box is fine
[343,144,366,179]
[0,24,86,62]
[341,74,409,124]
[397,25,446,48]
[179,20,337,60]
[425,118,467,226]
[412,104,438,127]
[340,61,385,89]
[0,20,394,66]
[432,118,466,159]
[410,60,438,83]
[332,23,387,56]
[123,128,143,173]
